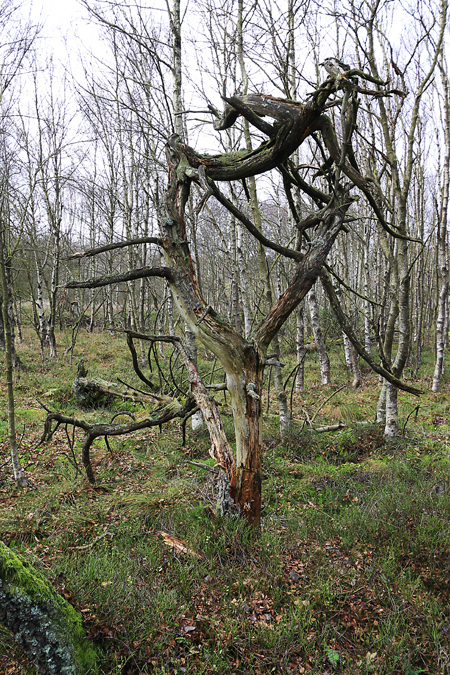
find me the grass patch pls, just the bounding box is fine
[1,327,450,673]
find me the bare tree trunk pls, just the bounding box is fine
[377,292,398,424]
[343,333,352,372]
[34,250,48,365]
[384,237,411,436]
[48,237,59,358]
[308,283,331,384]
[1,261,20,370]
[432,54,450,392]
[0,231,26,486]
[363,231,372,353]
[12,288,22,344]
[185,326,204,431]
[236,219,251,337]
[295,304,305,391]
[350,343,363,388]
[229,213,242,335]
[377,382,387,424]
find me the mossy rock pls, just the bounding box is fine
[0,542,97,674]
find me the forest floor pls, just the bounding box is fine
[1,326,450,674]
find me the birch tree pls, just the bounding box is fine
[432,48,450,393]
[0,0,39,485]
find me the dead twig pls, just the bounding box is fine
[185,460,219,474]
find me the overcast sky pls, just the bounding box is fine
[30,0,87,41]
[27,0,98,76]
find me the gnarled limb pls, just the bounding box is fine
[41,397,195,484]
[173,93,337,182]
[66,266,173,289]
[198,167,302,261]
[317,115,422,243]
[126,332,235,481]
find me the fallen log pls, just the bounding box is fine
[73,375,168,407]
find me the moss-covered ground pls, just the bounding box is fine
[1,325,450,674]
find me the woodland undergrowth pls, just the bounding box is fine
[1,327,450,674]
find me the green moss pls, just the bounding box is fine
[0,542,97,673]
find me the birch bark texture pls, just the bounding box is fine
[432,51,450,393]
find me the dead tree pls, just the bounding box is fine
[68,74,421,526]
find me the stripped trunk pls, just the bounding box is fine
[163,128,348,524]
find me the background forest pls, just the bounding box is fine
[1,0,450,673]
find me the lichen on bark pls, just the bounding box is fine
[0,542,97,674]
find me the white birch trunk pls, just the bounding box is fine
[35,252,48,365]
[308,284,331,384]
[377,381,387,424]
[295,304,305,392]
[0,233,26,486]
[350,343,363,388]
[343,333,352,372]
[385,383,398,436]
[48,239,58,359]
[432,55,450,392]
[363,235,372,353]
[185,326,204,431]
